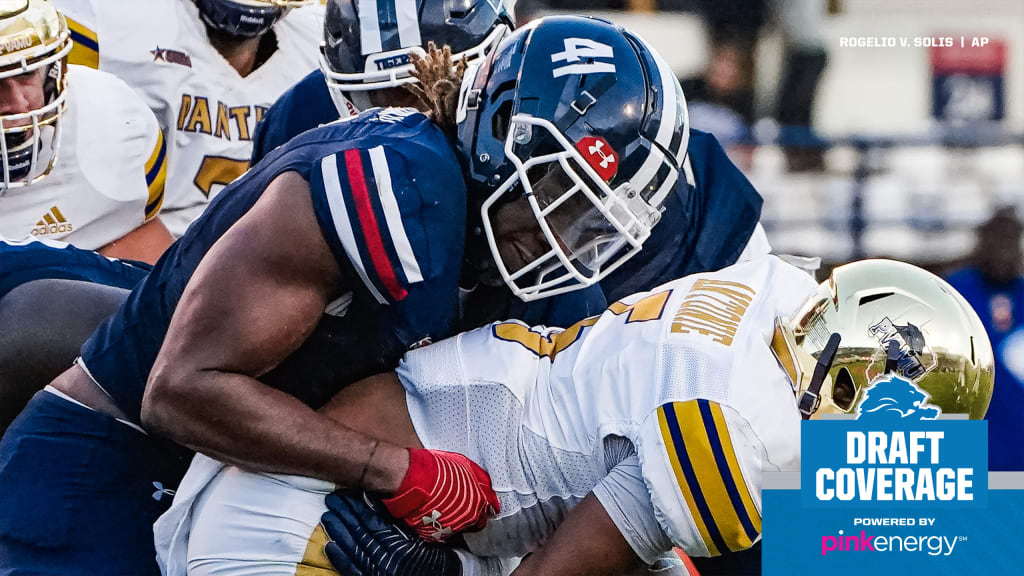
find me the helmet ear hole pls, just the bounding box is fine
[832,367,857,411]
[491,99,514,142]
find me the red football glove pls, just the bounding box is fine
[382,448,500,542]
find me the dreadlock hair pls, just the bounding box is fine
[405,42,467,134]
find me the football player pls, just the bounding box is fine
[250,0,513,164]
[0,1,172,263]
[155,258,994,576]
[53,0,324,236]
[252,0,769,323]
[0,17,687,575]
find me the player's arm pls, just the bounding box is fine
[54,0,100,68]
[513,493,649,576]
[97,100,173,263]
[98,218,173,264]
[144,169,495,539]
[143,171,407,490]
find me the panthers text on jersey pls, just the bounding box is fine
[0,66,166,250]
[80,108,466,427]
[153,256,819,575]
[55,0,323,236]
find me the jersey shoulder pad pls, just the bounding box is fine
[307,134,465,306]
[252,69,339,165]
[638,399,763,558]
[58,0,100,68]
[70,66,165,216]
[275,2,326,40]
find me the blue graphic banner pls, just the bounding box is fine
[761,417,1024,574]
[799,420,988,509]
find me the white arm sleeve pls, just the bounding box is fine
[592,454,674,566]
[456,550,520,576]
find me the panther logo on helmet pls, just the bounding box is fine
[868,317,934,380]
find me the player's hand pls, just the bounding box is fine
[321,491,462,576]
[382,448,499,542]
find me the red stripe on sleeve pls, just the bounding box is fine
[343,149,408,301]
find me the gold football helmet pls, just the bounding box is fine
[0,0,71,190]
[773,259,994,420]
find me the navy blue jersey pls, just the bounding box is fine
[252,69,343,165]
[599,129,762,302]
[0,237,150,299]
[81,109,466,422]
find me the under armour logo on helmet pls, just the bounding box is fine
[589,140,616,169]
[576,136,619,181]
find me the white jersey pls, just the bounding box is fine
[55,0,322,236]
[0,65,165,250]
[155,256,818,575]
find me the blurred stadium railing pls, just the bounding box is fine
[748,130,1024,267]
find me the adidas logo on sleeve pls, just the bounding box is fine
[31,205,73,236]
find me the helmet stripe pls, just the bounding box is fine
[628,60,674,196]
[627,38,685,206]
[357,0,384,54]
[648,160,678,210]
[376,0,403,52]
[395,0,422,48]
[649,47,681,157]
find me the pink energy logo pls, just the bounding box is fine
[821,530,875,555]
[821,530,961,557]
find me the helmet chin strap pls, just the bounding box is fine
[798,332,842,420]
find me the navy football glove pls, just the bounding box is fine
[321,491,463,576]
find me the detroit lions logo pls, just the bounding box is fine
[856,376,941,422]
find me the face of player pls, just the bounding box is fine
[368,86,421,111]
[489,163,617,278]
[0,68,47,127]
[491,195,551,275]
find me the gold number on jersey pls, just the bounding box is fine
[493,290,672,360]
[194,156,250,198]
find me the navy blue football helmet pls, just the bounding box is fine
[321,0,512,108]
[195,0,311,38]
[456,16,690,301]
